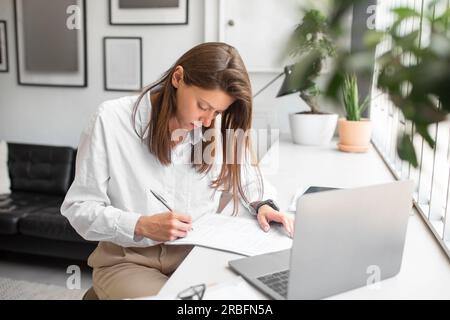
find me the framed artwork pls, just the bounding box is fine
[14,0,87,87]
[103,37,142,92]
[109,0,189,25]
[0,21,9,72]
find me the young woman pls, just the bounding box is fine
[61,42,294,299]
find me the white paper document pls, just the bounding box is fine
[166,213,292,256]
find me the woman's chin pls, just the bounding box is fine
[189,123,201,131]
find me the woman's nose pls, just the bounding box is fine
[201,112,215,127]
[202,118,212,127]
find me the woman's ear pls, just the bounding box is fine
[171,65,184,89]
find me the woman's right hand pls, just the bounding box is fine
[134,212,193,242]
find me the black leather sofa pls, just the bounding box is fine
[0,143,97,261]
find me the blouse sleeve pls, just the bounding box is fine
[60,103,158,248]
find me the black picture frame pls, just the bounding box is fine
[109,0,189,26]
[103,37,143,92]
[0,20,9,73]
[14,0,87,87]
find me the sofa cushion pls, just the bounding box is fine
[0,140,11,195]
[0,209,30,235]
[8,143,74,196]
[0,192,62,235]
[19,206,88,243]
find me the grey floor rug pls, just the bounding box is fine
[0,276,86,300]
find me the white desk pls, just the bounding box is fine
[159,135,450,299]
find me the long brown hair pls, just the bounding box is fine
[132,42,263,214]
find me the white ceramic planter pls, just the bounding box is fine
[289,113,339,145]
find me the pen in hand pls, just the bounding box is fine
[150,190,193,231]
[150,190,172,211]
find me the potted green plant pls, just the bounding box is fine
[284,9,339,145]
[317,0,450,167]
[337,74,372,152]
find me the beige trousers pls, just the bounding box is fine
[88,241,193,300]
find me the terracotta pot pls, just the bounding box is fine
[337,118,372,152]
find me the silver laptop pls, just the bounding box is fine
[229,180,413,300]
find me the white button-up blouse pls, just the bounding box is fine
[61,92,277,248]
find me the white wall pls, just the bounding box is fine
[0,0,343,148]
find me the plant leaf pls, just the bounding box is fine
[397,134,418,168]
[392,7,421,19]
[364,31,385,48]
[415,123,436,149]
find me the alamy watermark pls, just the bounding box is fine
[366,265,382,290]
[366,5,377,30]
[66,265,81,290]
[170,124,280,175]
[66,5,82,30]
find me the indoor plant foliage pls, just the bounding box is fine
[342,74,369,121]
[286,9,336,114]
[284,9,339,145]
[316,0,450,167]
[366,1,450,167]
[338,74,372,152]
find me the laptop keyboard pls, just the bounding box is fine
[257,270,290,298]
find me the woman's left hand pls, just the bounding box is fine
[257,205,294,238]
